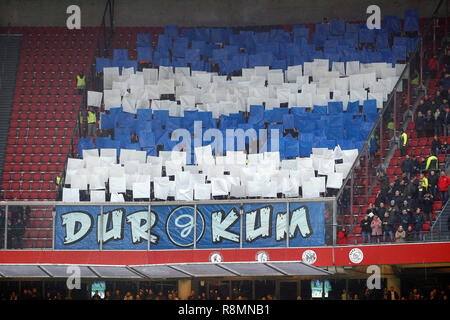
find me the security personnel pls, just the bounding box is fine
[425,153,439,172]
[418,173,428,199]
[87,108,97,137]
[400,130,408,156]
[55,176,64,189]
[76,72,86,90]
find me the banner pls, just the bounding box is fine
[54,201,326,250]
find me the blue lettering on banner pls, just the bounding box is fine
[54,202,325,250]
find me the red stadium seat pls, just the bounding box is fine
[353,226,362,234]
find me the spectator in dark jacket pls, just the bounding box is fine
[431,135,442,156]
[382,212,395,242]
[12,218,26,249]
[375,191,387,208]
[428,170,439,197]
[399,199,411,215]
[416,157,426,174]
[441,106,450,137]
[375,202,387,218]
[424,110,434,137]
[406,225,415,242]
[392,190,404,207]
[10,204,23,224]
[404,179,418,198]
[366,203,376,216]
[415,111,425,138]
[416,99,426,115]
[406,194,417,209]
[387,287,400,300]
[423,95,433,113]
[401,155,414,180]
[434,90,444,107]
[398,209,411,231]
[387,200,400,220]
[413,208,425,241]
[421,192,434,222]
[360,215,372,243]
[440,98,449,112]
[434,109,443,136]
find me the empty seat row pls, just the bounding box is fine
[2,190,57,201]
[3,163,63,174]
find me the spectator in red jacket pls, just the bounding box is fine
[337,227,348,245]
[438,170,450,203]
[428,55,438,78]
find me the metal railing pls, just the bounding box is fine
[429,198,450,241]
[0,197,336,250]
[335,0,448,243]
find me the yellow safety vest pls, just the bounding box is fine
[411,76,419,85]
[401,133,407,146]
[87,111,96,124]
[76,75,86,87]
[425,155,438,171]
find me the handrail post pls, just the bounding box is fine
[332,199,337,246]
[393,89,397,137]
[365,149,369,204]
[99,205,103,251]
[286,201,290,248]
[193,204,197,250]
[240,203,243,249]
[419,38,424,89]
[147,204,151,252]
[350,172,354,218]
[4,205,8,249]
[407,64,411,113]
[52,207,56,250]
[380,116,383,159]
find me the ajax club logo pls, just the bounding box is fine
[165,206,205,247]
[302,250,318,265]
[255,251,269,262]
[349,248,364,264]
[209,252,223,263]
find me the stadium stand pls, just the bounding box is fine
[0,27,99,248]
[0,10,445,249]
[60,17,418,203]
[336,20,449,245]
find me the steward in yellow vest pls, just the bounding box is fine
[425,154,438,171]
[400,130,407,156]
[76,72,86,89]
[87,110,96,124]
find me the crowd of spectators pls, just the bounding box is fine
[340,285,449,301]
[0,204,30,249]
[1,284,448,301]
[340,43,450,245]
